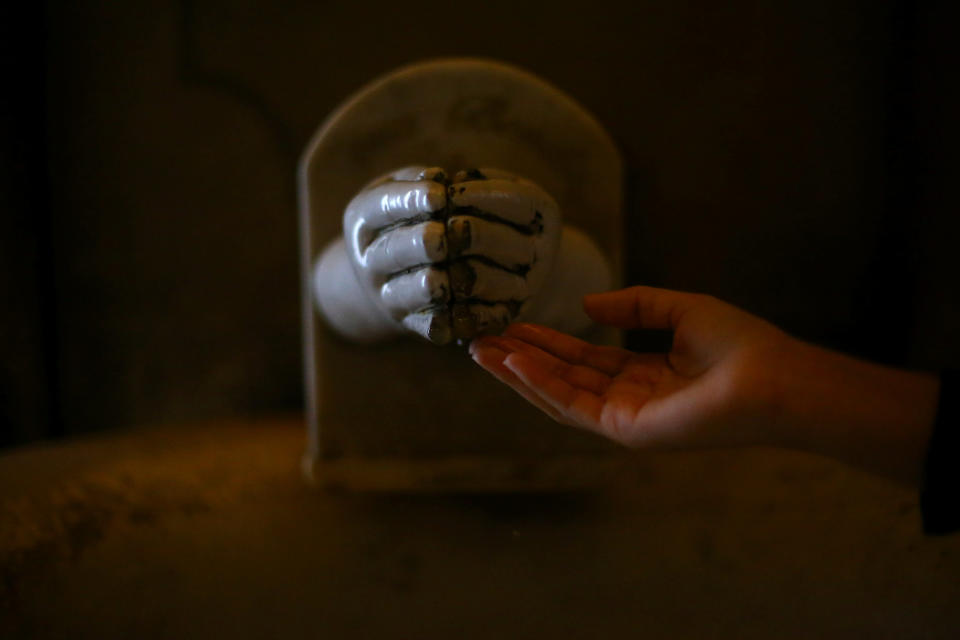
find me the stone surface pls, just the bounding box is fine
[3,419,959,638]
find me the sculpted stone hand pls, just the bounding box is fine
[346,165,560,344]
[313,165,609,345]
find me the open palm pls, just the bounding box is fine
[470,287,788,449]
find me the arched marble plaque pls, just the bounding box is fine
[299,58,625,490]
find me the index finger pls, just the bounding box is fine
[502,351,604,432]
[503,323,633,376]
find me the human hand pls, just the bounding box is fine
[469,286,791,449]
[343,165,561,345]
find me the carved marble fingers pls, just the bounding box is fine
[343,166,562,345]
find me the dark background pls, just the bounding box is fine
[1,0,957,447]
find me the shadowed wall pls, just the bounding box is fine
[1,0,956,444]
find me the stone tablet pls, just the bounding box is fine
[299,58,625,490]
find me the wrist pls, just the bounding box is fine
[312,239,402,343]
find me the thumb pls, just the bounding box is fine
[583,286,702,330]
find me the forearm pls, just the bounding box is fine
[769,338,941,487]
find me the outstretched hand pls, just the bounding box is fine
[471,285,942,486]
[469,286,790,450]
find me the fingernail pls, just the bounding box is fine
[468,337,484,357]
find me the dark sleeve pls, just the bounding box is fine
[920,370,960,535]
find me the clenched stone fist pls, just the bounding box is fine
[341,165,561,344]
[312,165,610,345]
